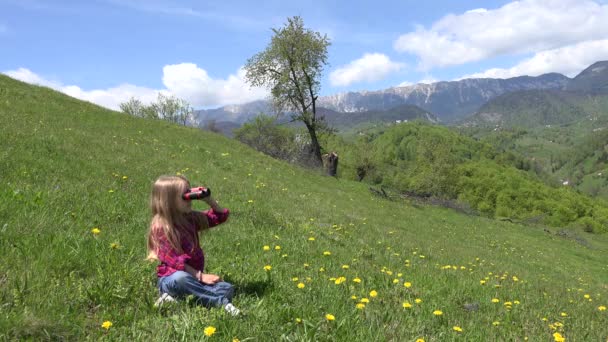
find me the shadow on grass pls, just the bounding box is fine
[230,278,273,298]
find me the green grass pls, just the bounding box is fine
[1,75,607,341]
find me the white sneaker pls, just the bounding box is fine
[154,293,176,308]
[224,303,240,316]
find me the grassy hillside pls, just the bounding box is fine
[323,122,608,232]
[1,75,607,341]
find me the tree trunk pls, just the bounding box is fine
[322,152,339,176]
[305,123,323,166]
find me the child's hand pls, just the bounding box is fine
[198,273,221,284]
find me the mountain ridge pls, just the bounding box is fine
[194,72,571,125]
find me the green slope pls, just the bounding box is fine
[463,90,592,128]
[462,93,608,200]
[1,75,607,341]
[321,104,439,133]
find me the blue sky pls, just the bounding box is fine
[2,0,608,109]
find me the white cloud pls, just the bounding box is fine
[459,39,608,79]
[394,0,608,69]
[162,63,267,107]
[465,8,488,14]
[330,53,405,87]
[3,64,267,110]
[4,68,58,87]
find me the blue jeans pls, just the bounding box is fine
[158,271,235,307]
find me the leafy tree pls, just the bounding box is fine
[119,97,146,118]
[119,94,193,125]
[244,16,331,165]
[150,93,193,126]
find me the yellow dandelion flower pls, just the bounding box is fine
[403,302,412,308]
[204,326,216,337]
[101,321,112,329]
[342,265,349,269]
[598,305,606,311]
[335,277,346,285]
[292,277,299,281]
[560,312,568,317]
[353,277,361,283]
[491,298,500,303]
[415,339,425,342]
[356,303,365,310]
[91,228,101,235]
[514,300,520,305]
[584,294,590,299]
[504,301,513,306]
[308,237,315,241]
[263,245,270,251]
[360,298,370,303]
[512,276,519,282]
[264,265,272,271]
[325,313,335,321]
[274,245,281,250]
[110,242,119,249]
[295,317,302,323]
[369,290,378,298]
[303,263,310,268]
[415,298,422,304]
[480,280,486,285]
[122,176,128,180]
[397,273,403,277]
[297,283,305,289]
[553,332,565,342]
[492,321,500,326]
[319,267,325,272]
[247,200,254,203]
[232,338,240,342]
[433,310,443,316]
[323,251,331,256]
[393,279,399,284]
[351,295,358,300]
[404,282,412,288]
[453,326,463,332]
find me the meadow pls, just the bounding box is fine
[1,75,607,341]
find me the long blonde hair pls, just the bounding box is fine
[146,175,192,260]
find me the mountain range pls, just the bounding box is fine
[193,61,607,132]
[463,61,608,128]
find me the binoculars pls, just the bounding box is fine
[182,187,211,200]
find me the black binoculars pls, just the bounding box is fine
[182,187,211,200]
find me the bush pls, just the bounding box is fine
[234,114,298,161]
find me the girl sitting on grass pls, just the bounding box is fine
[146,175,239,316]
